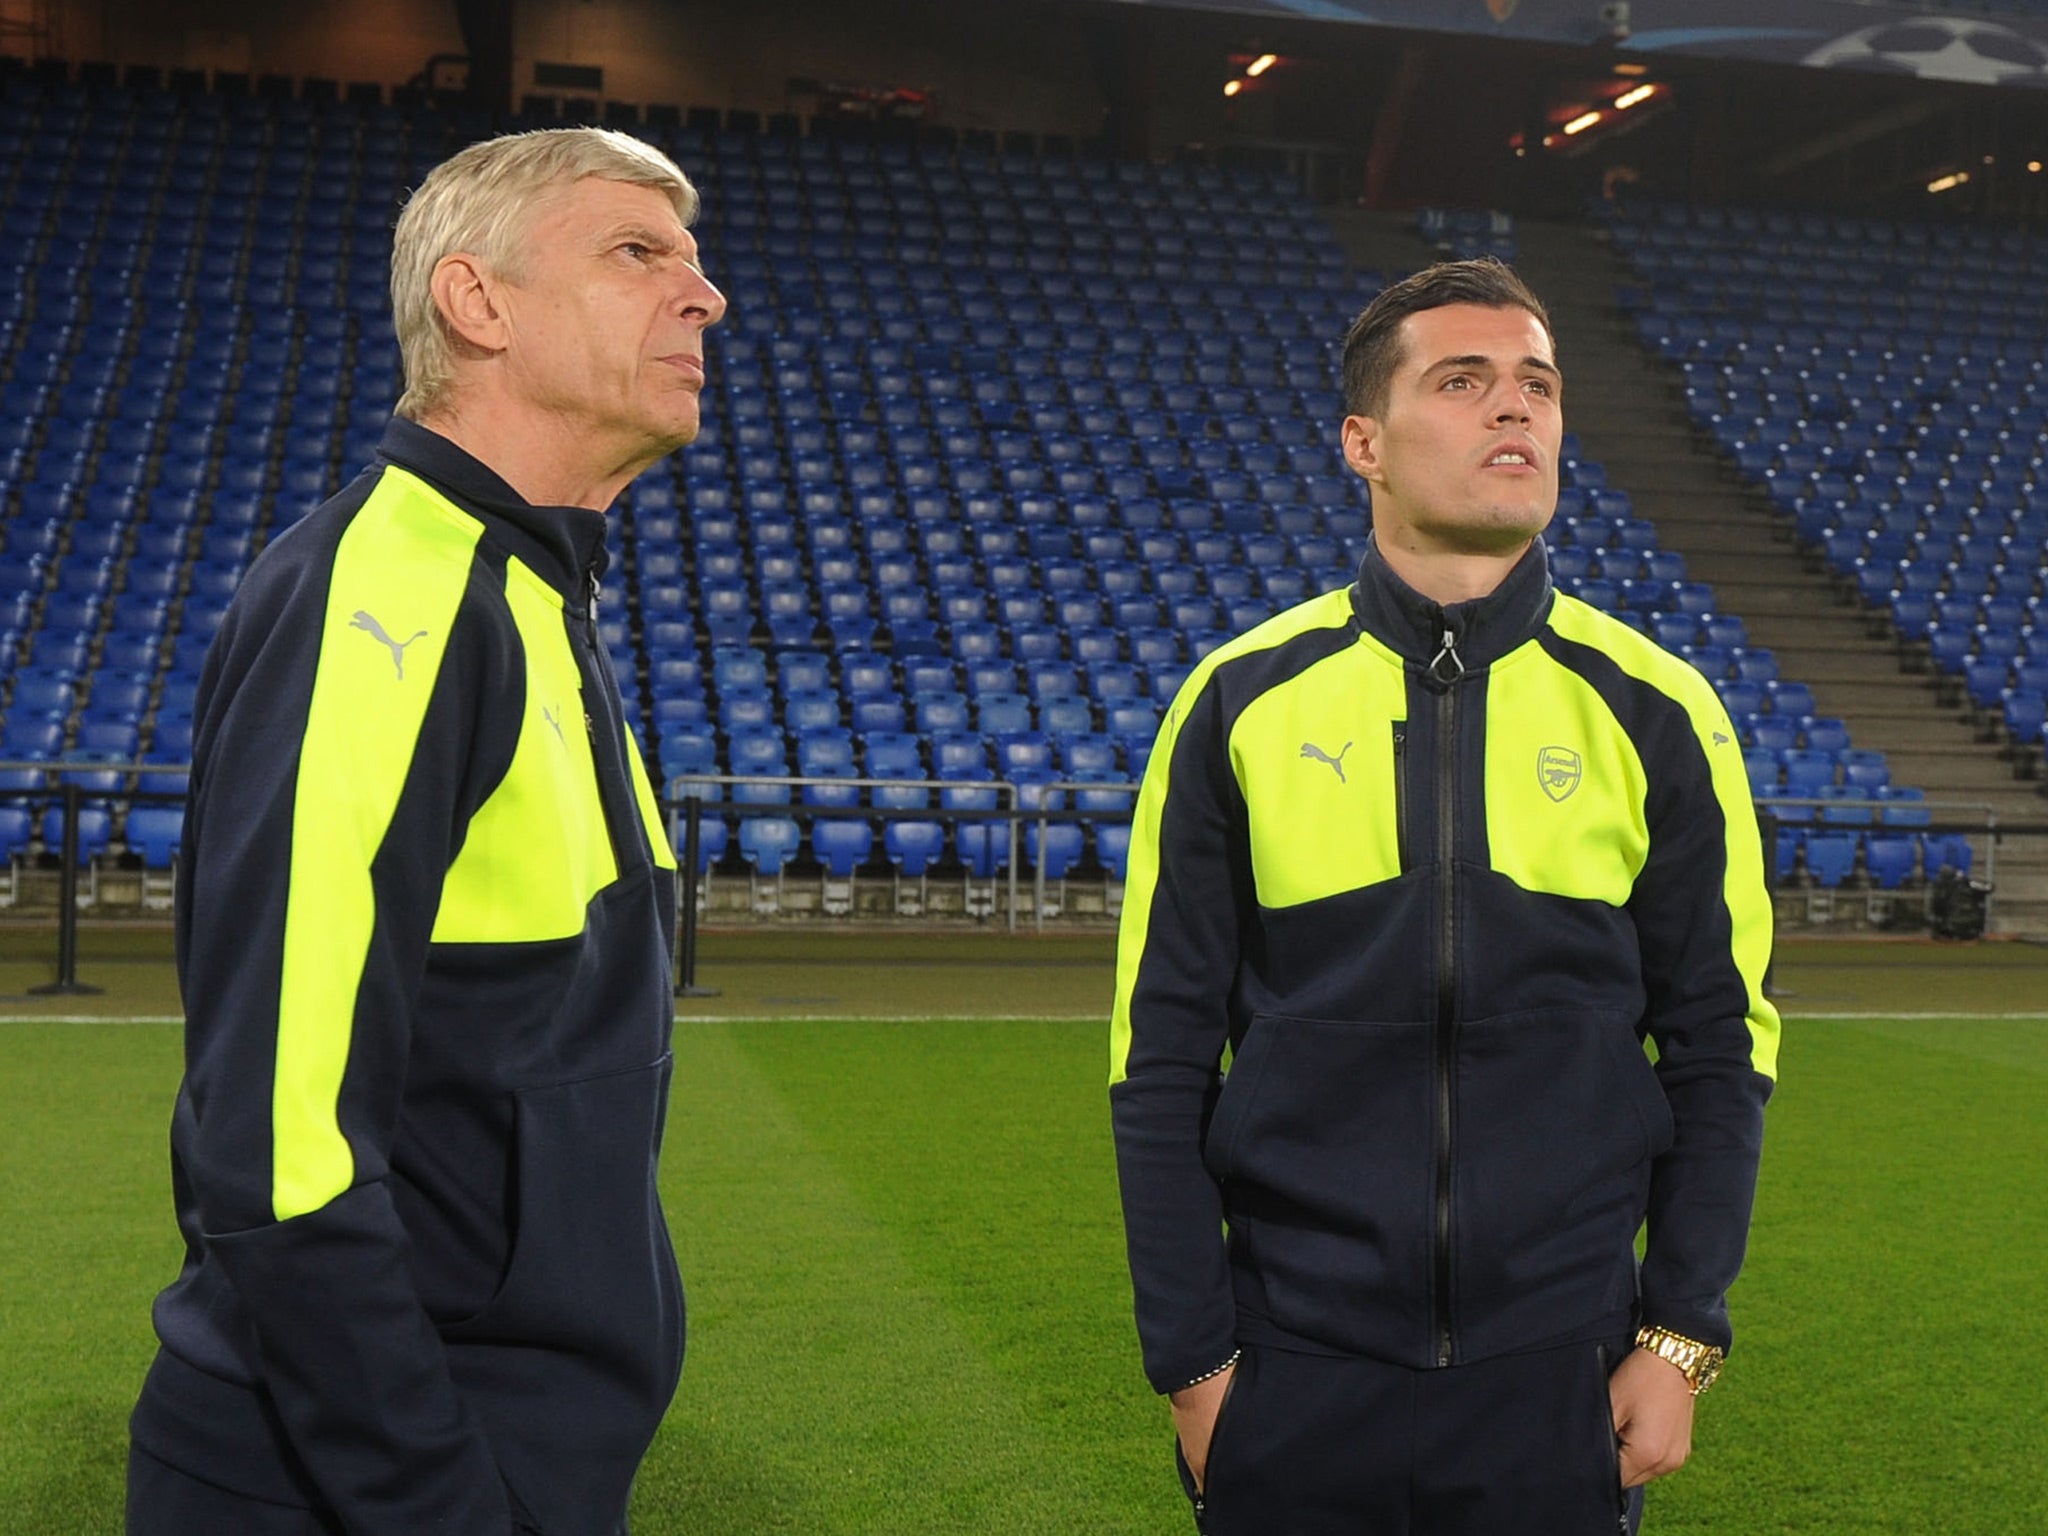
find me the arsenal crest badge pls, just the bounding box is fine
[1537,746,1582,802]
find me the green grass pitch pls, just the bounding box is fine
[2,1011,2044,1533]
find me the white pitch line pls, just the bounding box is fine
[12,1011,2044,1026]
[1783,1011,2048,1021]
[0,1014,185,1024]
[672,1012,1102,1024]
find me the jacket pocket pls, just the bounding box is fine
[1204,1013,1437,1355]
[1453,1010,1664,1349]
[1596,1344,1632,1531]
[1198,1350,1248,1499]
[443,1055,681,1392]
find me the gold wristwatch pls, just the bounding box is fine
[1634,1325,1725,1396]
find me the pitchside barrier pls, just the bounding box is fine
[9,763,2047,1001]
[663,774,1138,944]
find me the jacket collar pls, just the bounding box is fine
[374,418,611,605]
[1350,531,1554,678]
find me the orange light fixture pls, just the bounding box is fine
[1563,110,1601,136]
[1247,53,1277,77]
[1224,79,1243,97]
[1615,83,1655,110]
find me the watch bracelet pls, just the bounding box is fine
[1633,1324,1724,1395]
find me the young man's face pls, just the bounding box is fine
[1341,302,1562,561]
[496,176,727,462]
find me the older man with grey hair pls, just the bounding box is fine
[127,127,725,1535]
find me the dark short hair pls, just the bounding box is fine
[1340,257,1554,419]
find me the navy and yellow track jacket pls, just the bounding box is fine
[132,420,683,1535]
[1110,536,1779,1394]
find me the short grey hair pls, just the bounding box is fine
[390,127,700,420]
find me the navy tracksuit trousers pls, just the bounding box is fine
[1176,1336,1647,1536]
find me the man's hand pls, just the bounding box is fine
[1609,1346,1696,1488]
[1169,1361,1238,1494]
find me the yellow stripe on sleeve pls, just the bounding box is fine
[272,472,484,1221]
[1548,597,1782,1081]
[625,717,678,872]
[1109,589,1356,1084]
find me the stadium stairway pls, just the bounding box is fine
[1506,218,2048,936]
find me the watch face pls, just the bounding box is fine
[1695,1353,1723,1393]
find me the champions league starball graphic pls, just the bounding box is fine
[1804,18,2048,86]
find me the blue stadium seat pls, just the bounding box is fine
[1107,701,1161,738]
[1862,834,1918,891]
[41,803,114,861]
[1780,751,1837,796]
[1096,823,1133,881]
[1025,822,1086,880]
[738,816,802,875]
[718,688,775,734]
[3,718,65,758]
[932,734,990,780]
[1748,717,1798,754]
[1800,717,1851,754]
[1923,833,1973,878]
[1816,785,1874,828]
[77,719,141,756]
[955,821,1011,878]
[674,815,730,873]
[884,820,947,877]
[2004,691,2047,745]
[126,804,185,868]
[796,729,856,774]
[915,693,971,735]
[713,648,769,692]
[851,696,908,735]
[1765,680,1816,718]
[151,716,196,759]
[0,806,37,862]
[1830,743,1885,794]
[864,736,923,781]
[979,696,1033,737]
[812,818,874,876]
[1802,832,1858,889]
[785,690,842,733]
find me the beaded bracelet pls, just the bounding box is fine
[1175,1349,1242,1393]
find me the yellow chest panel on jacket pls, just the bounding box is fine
[1231,639,1408,909]
[1483,649,1650,906]
[1229,637,1649,912]
[432,559,618,944]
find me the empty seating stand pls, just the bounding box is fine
[0,67,1907,925]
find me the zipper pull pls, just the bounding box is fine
[1428,626,1466,685]
[585,567,602,644]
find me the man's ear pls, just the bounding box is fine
[1342,413,1385,486]
[430,253,509,355]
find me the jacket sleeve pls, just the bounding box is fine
[1109,678,1249,1394]
[1627,682,1781,1354]
[175,500,520,1532]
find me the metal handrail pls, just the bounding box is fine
[660,772,1143,938]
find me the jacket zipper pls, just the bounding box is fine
[585,571,601,747]
[1428,625,1465,1369]
[1391,722,1409,871]
[578,562,635,873]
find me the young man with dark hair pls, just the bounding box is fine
[1111,258,1778,1534]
